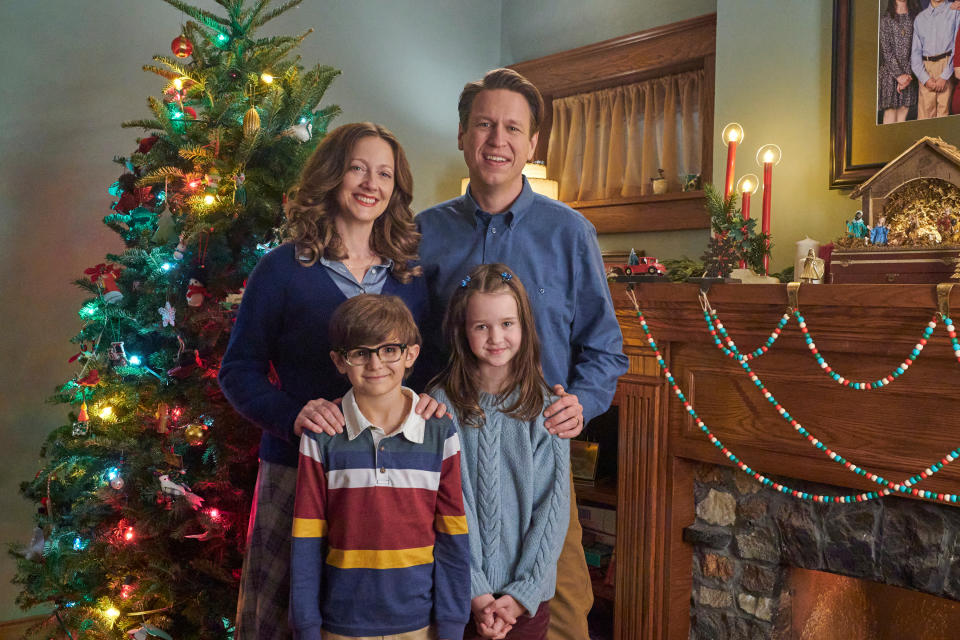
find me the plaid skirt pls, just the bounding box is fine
[235,460,298,640]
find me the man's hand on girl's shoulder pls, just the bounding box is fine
[414,393,447,419]
[544,384,584,438]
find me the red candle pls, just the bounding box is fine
[755,145,781,275]
[721,123,744,202]
[761,163,772,274]
[738,191,752,270]
[725,139,738,200]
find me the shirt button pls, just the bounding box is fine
[380,446,385,451]
[491,227,497,234]
[539,287,545,294]
[380,466,386,473]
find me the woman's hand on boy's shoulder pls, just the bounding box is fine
[543,384,584,438]
[414,393,447,420]
[294,397,345,436]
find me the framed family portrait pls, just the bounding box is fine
[830,0,960,188]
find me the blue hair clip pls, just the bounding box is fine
[500,272,512,281]
[460,276,471,288]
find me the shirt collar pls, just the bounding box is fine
[342,387,425,443]
[462,176,535,229]
[318,256,395,270]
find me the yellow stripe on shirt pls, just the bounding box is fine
[434,514,468,535]
[326,545,435,569]
[292,517,327,538]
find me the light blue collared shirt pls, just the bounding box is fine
[319,256,394,297]
[910,1,960,84]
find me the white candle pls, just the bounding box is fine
[794,237,820,281]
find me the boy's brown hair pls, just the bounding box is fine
[457,68,545,136]
[328,294,421,352]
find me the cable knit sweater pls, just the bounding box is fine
[431,388,570,616]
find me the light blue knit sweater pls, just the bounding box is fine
[432,388,570,616]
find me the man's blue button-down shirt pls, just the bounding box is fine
[416,177,628,423]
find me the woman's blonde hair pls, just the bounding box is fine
[433,263,548,428]
[283,122,421,282]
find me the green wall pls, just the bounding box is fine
[714,0,852,273]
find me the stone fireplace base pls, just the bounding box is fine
[684,463,960,639]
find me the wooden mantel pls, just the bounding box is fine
[608,282,960,640]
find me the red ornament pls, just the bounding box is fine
[171,35,193,58]
[182,106,197,120]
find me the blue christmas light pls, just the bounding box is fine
[128,355,142,366]
[64,601,76,608]
[170,111,183,120]
[161,263,172,271]
[72,537,88,551]
[105,467,120,482]
[299,116,309,124]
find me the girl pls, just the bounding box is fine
[432,263,570,640]
[219,122,441,640]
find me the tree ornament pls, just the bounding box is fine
[77,369,100,386]
[25,526,45,561]
[186,278,209,307]
[137,135,158,154]
[85,263,124,303]
[158,301,176,327]
[184,423,206,446]
[109,342,128,365]
[173,234,187,260]
[171,35,193,58]
[128,623,173,640]
[152,205,176,244]
[243,107,261,138]
[158,474,203,509]
[110,475,125,490]
[182,106,197,120]
[72,402,90,436]
[204,169,220,195]
[283,120,313,142]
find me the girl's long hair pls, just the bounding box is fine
[282,122,421,282]
[433,263,549,428]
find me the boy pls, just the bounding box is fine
[289,294,470,640]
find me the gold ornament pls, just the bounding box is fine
[243,107,261,138]
[184,423,206,446]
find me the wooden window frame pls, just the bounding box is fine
[509,14,717,234]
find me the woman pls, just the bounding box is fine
[219,122,440,640]
[878,0,921,124]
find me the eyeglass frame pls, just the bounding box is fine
[337,342,408,367]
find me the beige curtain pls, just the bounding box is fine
[547,69,703,201]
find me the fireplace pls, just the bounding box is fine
[607,282,960,639]
[684,462,960,639]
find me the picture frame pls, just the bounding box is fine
[830,0,960,190]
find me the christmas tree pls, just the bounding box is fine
[9,1,339,637]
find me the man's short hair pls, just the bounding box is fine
[458,68,545,136]
[328,294,421,351]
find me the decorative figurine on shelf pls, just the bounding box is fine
[937,207,955,241]
[651,169,668,195]
[869,215,889,246]
[846,210,869,241]
[799,248,825,283]
[628,248,639,266]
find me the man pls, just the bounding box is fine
[910,0,960,118]
[417,68,629,640]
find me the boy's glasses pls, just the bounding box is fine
[339,343,407,366]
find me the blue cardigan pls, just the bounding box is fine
[218,243,429,467]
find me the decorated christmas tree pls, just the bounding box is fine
[9,1,339,637]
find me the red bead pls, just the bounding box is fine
[920,338,927,345]
[920,471,928,478]
[905,359,913,365]
[826,367,832,373]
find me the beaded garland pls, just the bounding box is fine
[629,290,960,504]
[703,302,939,389]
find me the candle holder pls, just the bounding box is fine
[721,123,744,201]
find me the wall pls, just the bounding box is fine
[0,0,499,621]
[500,0,718,260]
[714,0,851,274]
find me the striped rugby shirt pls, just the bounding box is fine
[289,388,470,639]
